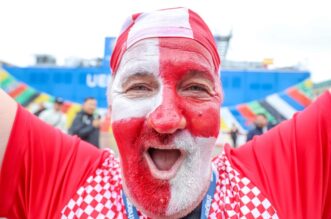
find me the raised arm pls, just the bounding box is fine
[0,88,104,218]
[0,89,17,168]
[228,90,331,218]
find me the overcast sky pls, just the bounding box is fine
[0,0,330,82]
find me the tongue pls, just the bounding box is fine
[149,149,181,171]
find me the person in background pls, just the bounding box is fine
[229,123,240,147]
[68,97,100,148]
[246,113,273,141]
[33,102,46,117]
[39,97,67,133]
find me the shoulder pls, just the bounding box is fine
[60,149,123,217]
[267,123,275,130]
[72,111,84,121]
[211,150,278,218]
[247,128,256,135]
[87,149,121,180]
[74,111,83,117]
[77,111,84,117]
[61,113,67,119]
[212,151,230,173]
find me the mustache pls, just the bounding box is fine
[135,124,197,152]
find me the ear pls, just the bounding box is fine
[108,105,112,114]
[215,73,224,105]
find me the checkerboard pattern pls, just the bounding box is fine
[62,150,125,219]
[209,155,278,218]
[61,150,278,218]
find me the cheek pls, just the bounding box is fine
[112,118,171,215]
[182,101,220,138]
[112,118,145,165]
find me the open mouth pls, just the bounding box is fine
[144,147,185,180]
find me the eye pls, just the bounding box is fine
[179,82,213,100]
[185,84,209,92]
[126,84,152,92]
[120,73,159,99]
[123,82,157,98]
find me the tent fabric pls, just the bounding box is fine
[222,79,313,132]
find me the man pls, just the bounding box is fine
[229,123,240,147]
[69,97,100,147]
[39,97,67,133]
[0,8,331,219]
[246,113,272,142]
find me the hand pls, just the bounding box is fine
[92,119,101,128]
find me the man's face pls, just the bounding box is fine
[83,99,97,115]
[255,115,268,128]
[54,102,62,111]
[110,38,221,218]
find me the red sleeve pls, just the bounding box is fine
[225,91,331,219]
[0,105,106,218]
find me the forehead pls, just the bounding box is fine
[115,37,215,80]
[256,115,266,120]
[85,99,96,104]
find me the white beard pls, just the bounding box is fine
[166,130,216,217]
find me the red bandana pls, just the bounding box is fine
[110,7,220,74]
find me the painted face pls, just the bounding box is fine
[109,38,222,218]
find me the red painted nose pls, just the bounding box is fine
[148,104,186,134]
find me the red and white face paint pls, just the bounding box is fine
[109,38,221,218]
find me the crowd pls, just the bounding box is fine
[35,96,100,148]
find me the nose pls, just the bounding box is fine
[147,101,186,134]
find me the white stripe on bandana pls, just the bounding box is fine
[127,8,194,49]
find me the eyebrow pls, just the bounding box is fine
[184,69,215,83]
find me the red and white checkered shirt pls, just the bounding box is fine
[4,94,331,218]
[61,150,278,219]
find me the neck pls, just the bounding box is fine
[122,167,214,219]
